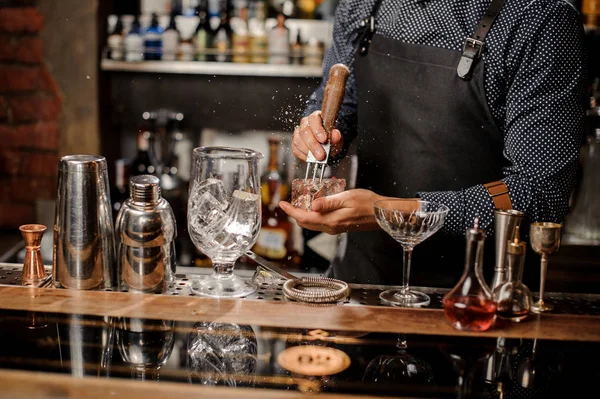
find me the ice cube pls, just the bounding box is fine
[193,178,229,210]
[291,178,347,211]
[189,191,228,229]
[223,190,261,239]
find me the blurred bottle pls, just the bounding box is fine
[179,34,195,60]
[252,136,299,265]
[582,0,600,29]
[268,13,290,64]
[213,0,233,62]
[111,158,130,220]
[144,12,164,60]
[131,129,155,176]
[162,12,180,60]
[125,15,144,62]
[249,0,269,63]
[296,0,316,19]
[290,29,303,65]
[194,0,214,61]
[107,16,124,60]
[232,5,251,63]
[303,37,323,67]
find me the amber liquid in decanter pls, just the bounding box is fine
[443,218,497,332]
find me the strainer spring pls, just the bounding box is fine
[283,276,350,303]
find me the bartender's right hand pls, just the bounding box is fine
[292,111,344,162]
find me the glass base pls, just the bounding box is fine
[191,273,257,298]
[530,299,553,314]
[380,289,430,307]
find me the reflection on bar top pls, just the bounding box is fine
[0,309,597,399]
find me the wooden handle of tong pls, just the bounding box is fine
[321,63,350,138]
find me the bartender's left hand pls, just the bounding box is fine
[279,189,387,235]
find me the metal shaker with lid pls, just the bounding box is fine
[115,175,177,294]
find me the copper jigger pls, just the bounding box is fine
[19,224,48,286]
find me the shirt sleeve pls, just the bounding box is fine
[303,0,365,161]
[419,1,587,237]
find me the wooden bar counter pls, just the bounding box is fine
[0,263,599,399]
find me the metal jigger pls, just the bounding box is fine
[19,224,48,286]
[529,222,562,313]
[490,209,524,291]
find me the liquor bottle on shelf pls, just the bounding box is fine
[268,0,295,18]
[212,0,233,62]
[144,12,164,60]
[296,0,316,19]
[303,37,323,66]
[194,0,214,61]
[125,15,144,62]
[442,217,497,332]
[268,12,290,64]
[111,158,130,221]
[249,0,269,63]
[131,129,155,176]
[162,12,180,61]
[582,0,599,29]
[232,5,251,63]
[252,136,298,265]
[178,35,195,61]
[290,28,303,65]
[107,16,124,60]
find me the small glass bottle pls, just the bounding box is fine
[162,12,180,61]
[144,12,164,60]
[107,16,124,60]
[125,15,144,62]
[493,226,532,322]
[443,217,497,332]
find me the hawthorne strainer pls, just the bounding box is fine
[245,251,350,304]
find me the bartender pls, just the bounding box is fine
[279,0,587,288]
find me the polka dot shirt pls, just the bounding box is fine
[304,0,587,237]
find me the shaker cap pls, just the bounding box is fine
[130,174,161,203]
[506,225,526,255]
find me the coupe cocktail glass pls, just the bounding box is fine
[188,147,263,298]
[373,199,449,307]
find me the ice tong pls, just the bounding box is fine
[304,63,350,183]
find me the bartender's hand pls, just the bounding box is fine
[279,189,386,235]
[292,111,344,162]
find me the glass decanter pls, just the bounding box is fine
[443,217,497,332]
[493,226,532,322]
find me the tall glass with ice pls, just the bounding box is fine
[187,147,263,297]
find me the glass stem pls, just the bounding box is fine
[213,262,235,278]
[395,334,408,353]
[538,254,548,303]
[401,248,412,296]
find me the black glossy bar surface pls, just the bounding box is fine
[0,309,597,399]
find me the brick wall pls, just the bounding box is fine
[0,2,62,229]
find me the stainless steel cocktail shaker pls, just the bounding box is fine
[115,175,176,293]
[53,155,117,290]
[490,209,524,291]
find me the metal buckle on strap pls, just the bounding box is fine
[457,37,484,80]
[463,37,484,58]
[358,16,376,56]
